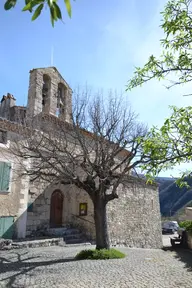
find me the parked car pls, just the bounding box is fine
[162,221,179,234]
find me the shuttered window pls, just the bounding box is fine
[0,162,11,192]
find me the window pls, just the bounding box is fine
[57,83,65,117]
[0,130,7,144]
[58,86,62,100]
[42,75,51,111]
[0,161,11,192]
[79,203,88,216]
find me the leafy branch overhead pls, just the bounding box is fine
[4,0,74,26]
[127,0,192,90]
[141,105,192,187]
[126,0,192,187]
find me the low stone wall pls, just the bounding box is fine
[107,177,162,249]
[0,237,64,250]
[187,233,192,249]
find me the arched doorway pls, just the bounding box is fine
[50,190,63,228]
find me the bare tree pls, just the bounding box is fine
[10,90,148,249]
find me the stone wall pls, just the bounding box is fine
[0,139,30,239]
[107,177,162,248]
[26,183,95,238]
[0,151,20,218]
[67,177,162,249]
[0,133,162,247]
[26,180,49,236]
[69,187,95,240]
[26,177,162,249]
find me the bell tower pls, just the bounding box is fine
[26,67,72,123]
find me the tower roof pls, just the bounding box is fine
[29,66,72,91]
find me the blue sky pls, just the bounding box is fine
[1,0,192,177]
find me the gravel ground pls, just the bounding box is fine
[0,244,192,288]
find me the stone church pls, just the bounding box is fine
[0,67,162,248]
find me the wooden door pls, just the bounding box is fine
[50,190,63,228]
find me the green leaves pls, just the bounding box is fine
[4,0,17,10]
[127,1,192,188]
[53,2,62,19]
[4,0,75,26]
[127,0,192,91]
[64,0,72,17]
[141,105,192,187]
[22,0,44,11]
[22,1,32,11]
[31,3,43,21]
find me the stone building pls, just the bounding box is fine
[0,67,162,248]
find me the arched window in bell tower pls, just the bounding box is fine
[42,74,51,113]
[56,83,65,117]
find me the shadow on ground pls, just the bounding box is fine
[0,252,76,288]
[162,246,192,272]
[1,247,192,288]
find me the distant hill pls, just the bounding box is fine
[132,172,192,216]
[156,176,192,217]
[155,177,175,191]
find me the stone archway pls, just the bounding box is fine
[50,190,63,228]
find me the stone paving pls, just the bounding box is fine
[0,245,192,288]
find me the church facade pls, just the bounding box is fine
[0,67,162,248]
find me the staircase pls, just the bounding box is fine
[47,226,91,245]
[63,228,89,245]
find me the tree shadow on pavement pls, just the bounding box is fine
[162,246,192,272]
[0,251,76,288]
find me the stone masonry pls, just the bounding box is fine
[0,135,30,239]
[107,177,162,248]
[27,67,72,123]
[0,66,162,249]
[26,182,95,239]
[25,177,162,248]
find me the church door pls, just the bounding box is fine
[50,190,63,228]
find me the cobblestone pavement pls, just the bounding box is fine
[0,245,192,288]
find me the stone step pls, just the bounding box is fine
[47,228,81,237]
[47,227,68,236]
[64,242,92,247]
[64,238,90,245]
[63,233,84,241]
[63,228,81,236]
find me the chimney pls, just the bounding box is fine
[0,93,16,119]
[6,93,16,107]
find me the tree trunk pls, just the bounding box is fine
[93,196,110,250]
